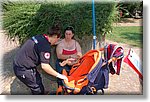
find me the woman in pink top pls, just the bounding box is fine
[56,26,82,87]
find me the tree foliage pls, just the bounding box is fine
[2,1,117,44]
[117,1,143,18]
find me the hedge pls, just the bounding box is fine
[2,1,117,44]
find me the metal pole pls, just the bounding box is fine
[92,0,96,49]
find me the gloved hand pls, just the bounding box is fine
[56,73,68,82]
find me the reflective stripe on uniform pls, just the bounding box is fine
[32,36,38,44]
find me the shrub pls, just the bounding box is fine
[117,1,143,18]
[2,1,117,44]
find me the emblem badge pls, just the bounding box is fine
[44,52,50,59]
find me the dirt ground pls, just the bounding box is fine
[0,18,143,95]
[104,40,142,95]
[113,18,143,27]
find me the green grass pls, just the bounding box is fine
[106,26,143,48]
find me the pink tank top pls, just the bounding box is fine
[62,41,77,55]
[62,49,77,55]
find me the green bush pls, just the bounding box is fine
[117,1,143,18]
[2,1,117,44]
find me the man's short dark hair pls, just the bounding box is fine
[47,24,61,37]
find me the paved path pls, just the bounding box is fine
[104,40,142,95]
[113,18,142,27]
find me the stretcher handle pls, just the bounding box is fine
[101,57,118,67]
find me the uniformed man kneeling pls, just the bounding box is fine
[13,25,68,95]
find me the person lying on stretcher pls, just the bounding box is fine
[59,53,82,66]
[59,47,119,67]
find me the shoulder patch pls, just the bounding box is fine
[44,52,50,59]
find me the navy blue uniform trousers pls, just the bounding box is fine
[13,65,44,95]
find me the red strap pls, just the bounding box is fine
[43,34,49,41]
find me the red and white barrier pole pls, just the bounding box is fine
[124,48,143,80]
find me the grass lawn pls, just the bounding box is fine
[106,26,143,48]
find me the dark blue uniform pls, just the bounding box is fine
[13,35,51,94]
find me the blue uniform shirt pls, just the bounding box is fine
[14,35,51,69]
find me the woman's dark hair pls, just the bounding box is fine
[64,26,75,34]
[47,24,61,38]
